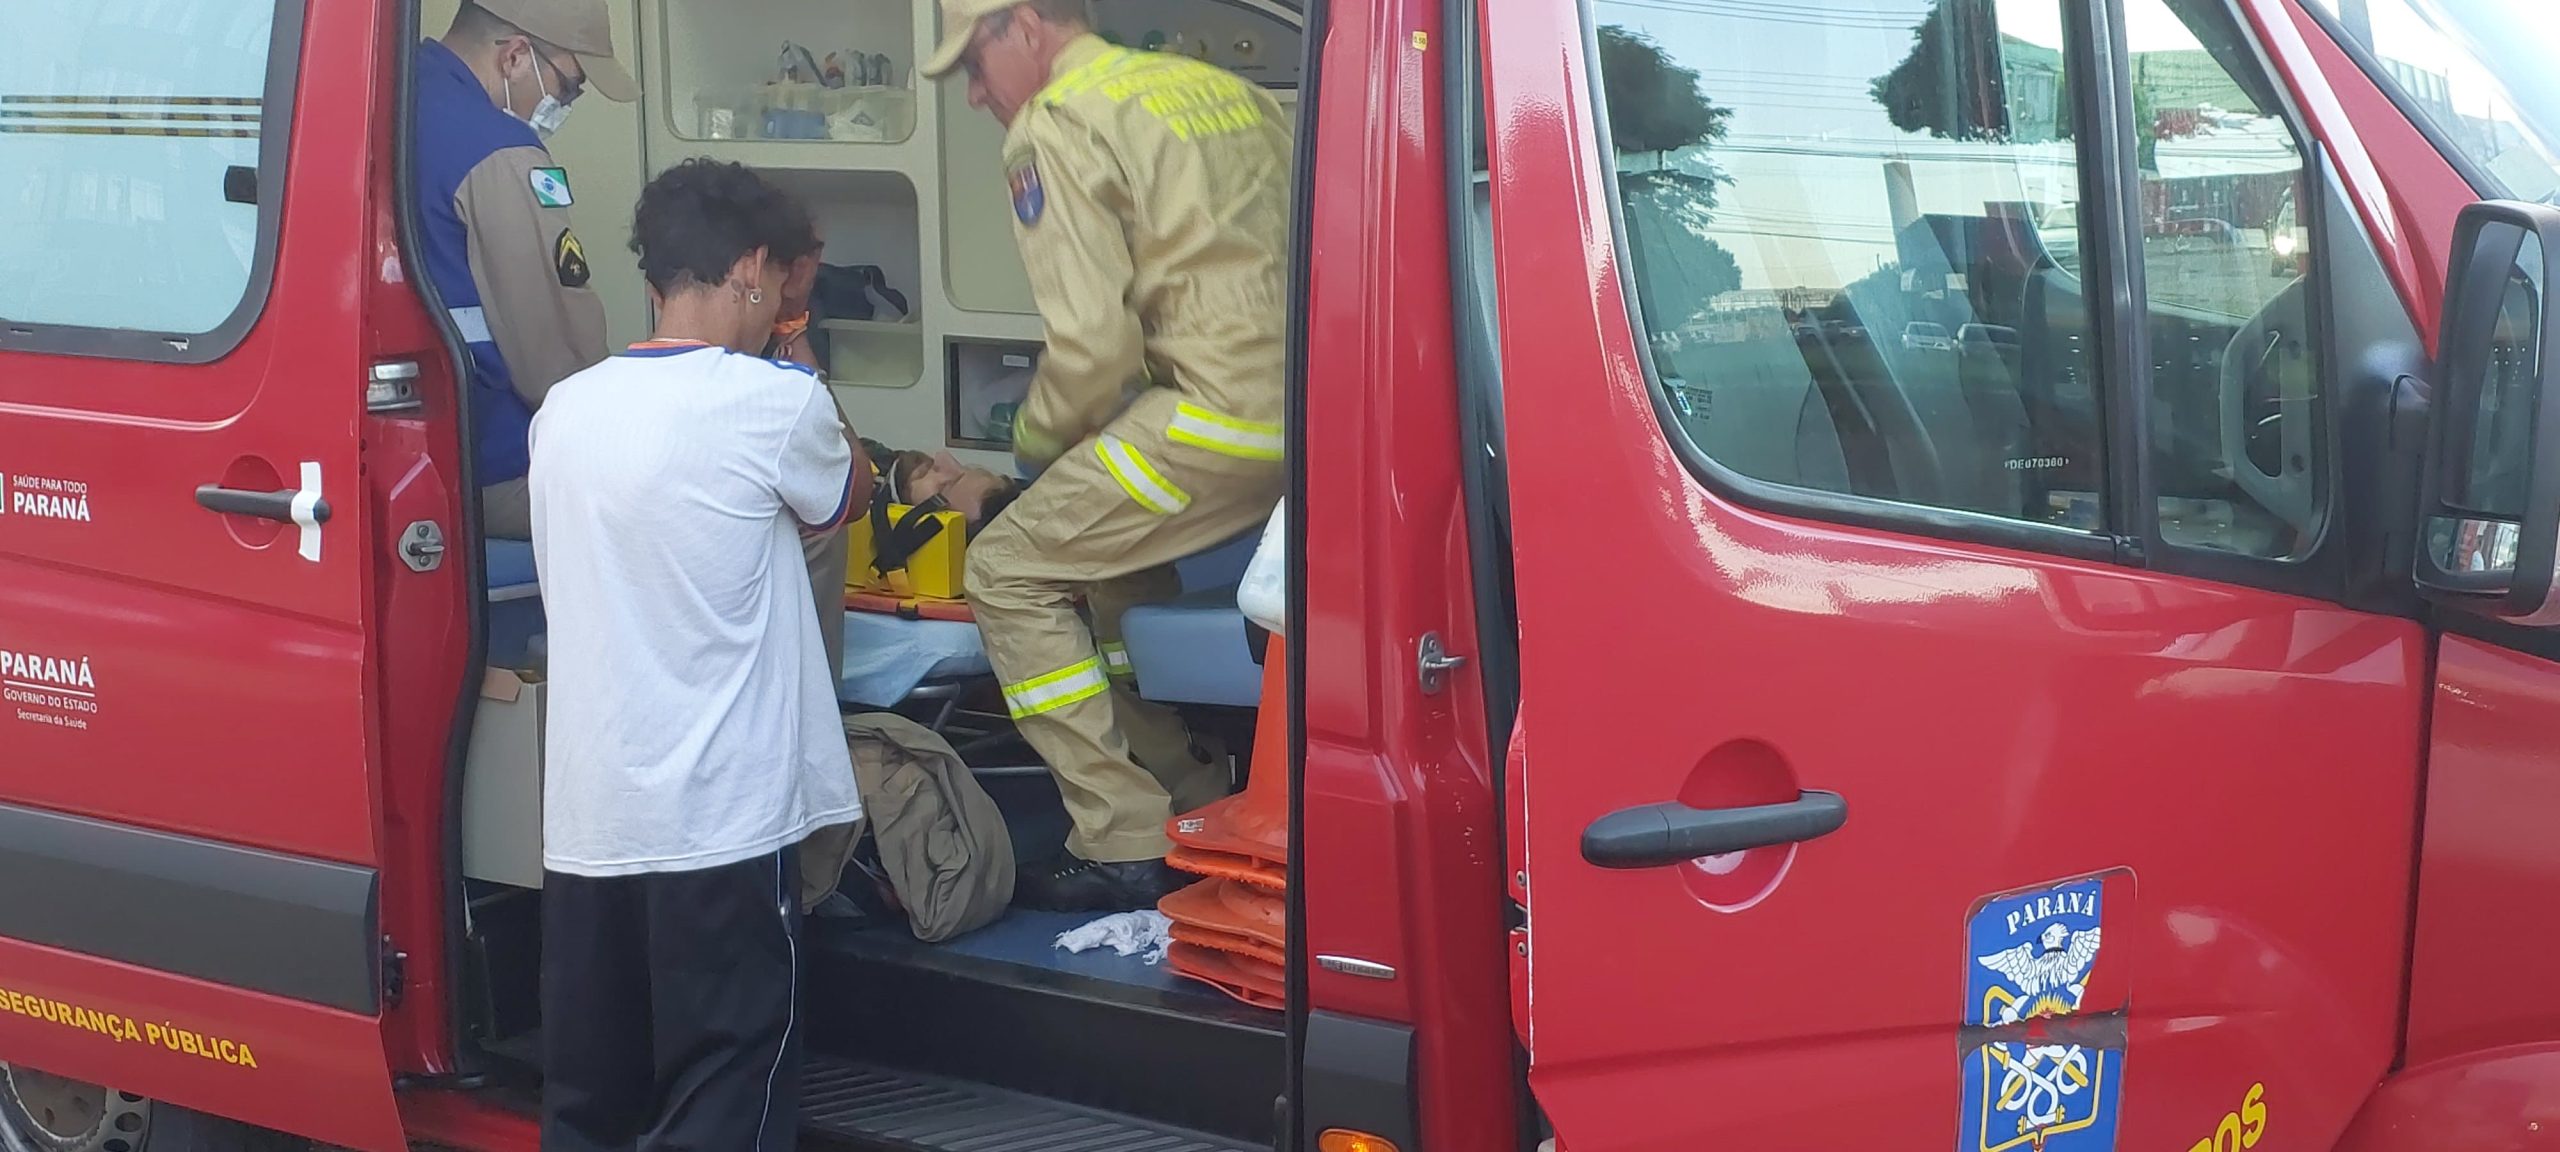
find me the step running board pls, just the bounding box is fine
[802,1057,1263,1152]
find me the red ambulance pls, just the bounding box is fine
[1,0,2557,1149]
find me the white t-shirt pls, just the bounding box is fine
[528,341,861,877]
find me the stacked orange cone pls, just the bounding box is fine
[1158,637,1290,1010]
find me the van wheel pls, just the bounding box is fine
[0,1065,299,1152]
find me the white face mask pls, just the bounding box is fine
[503,48,572,139]
[527,90,571,139]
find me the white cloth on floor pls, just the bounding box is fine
[1055,910,1173,965]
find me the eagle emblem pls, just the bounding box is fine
[1977,922,2103,1020]
[1958,877,2122,1152]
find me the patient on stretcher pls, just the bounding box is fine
[865,440,1020,535]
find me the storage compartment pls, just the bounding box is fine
[659,0,917,145]
[689,82,915,143]
[1088,0,1307,83]
[824,319,928,389]
[763,169,926,394]
[946,336,1040,450]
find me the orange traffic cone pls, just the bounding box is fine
[1167,941,1286,1011]
[1170,921,1284,969]
[1160,876,1284,952]
[1166,891,1281,1005]
[1166,638,1289,868]
[1163,636,1290,1008]
[1167,845,1286,892]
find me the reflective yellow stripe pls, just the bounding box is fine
[1095,434,1191,515]
[1004,657,1111,719]
[1041,46,1141,105]
[1012,408,1066,468]
[1100,642,1134,679]
[1165,402,1284,461]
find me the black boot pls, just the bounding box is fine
[1016,855,1187,913]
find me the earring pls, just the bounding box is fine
[749,288,764,304]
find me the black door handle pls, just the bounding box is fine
[1581,790,1847,869]
[196,484,329,526]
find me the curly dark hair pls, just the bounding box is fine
[628,158,817,295]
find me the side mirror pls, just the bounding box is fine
[2416,200,2560,623]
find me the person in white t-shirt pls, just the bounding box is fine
[526,157,872,1152]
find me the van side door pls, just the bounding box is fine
[1480,0,2434,1147]
[0,1,404,1148]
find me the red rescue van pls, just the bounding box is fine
[2,0,2558,1148]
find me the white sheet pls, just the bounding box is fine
[837,611,991,707]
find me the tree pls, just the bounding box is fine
[1870,0,2040,142]
[1871,0,2262,161]
[1598,24,1730,161]
[1598,25,1745,311]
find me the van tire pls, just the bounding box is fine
[0,1065,304,1152]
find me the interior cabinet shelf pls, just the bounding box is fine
[666,137,927,174]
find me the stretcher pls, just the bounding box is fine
[477,527,1268,718]
[840,528,1264,710]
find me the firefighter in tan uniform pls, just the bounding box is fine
[924,0,1289,911]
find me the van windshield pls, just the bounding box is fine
[2306,0,2560,203]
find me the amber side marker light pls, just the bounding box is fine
[1319,1131,1400,1152]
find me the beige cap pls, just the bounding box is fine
[920,0,1031,81]
[478,0,638,102]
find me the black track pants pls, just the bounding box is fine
[540,848,803,1152]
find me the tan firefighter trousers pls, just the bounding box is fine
[965,389,1284,862]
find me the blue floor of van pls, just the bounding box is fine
[931,907,1182,991]
[804,768,1270,1015]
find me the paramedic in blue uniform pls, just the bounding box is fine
[412,0,635,539]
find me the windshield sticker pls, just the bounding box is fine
[1959,873,2125,1152]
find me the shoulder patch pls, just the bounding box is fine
[553,228,590,289]
[529,166,573,208]
[1008,161,1045,226]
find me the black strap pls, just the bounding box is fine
[870,495,951,575]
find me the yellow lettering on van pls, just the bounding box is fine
[2189,1083,2267,1152]
[0,985,258,1071]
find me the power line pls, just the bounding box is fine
[1692,71,1880,88]
[1610,0,1934,22]
[1695,79,1890,99]
[1602,0,1929,32]
[1695,78,1885,97]
[1697,65,1901,79]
